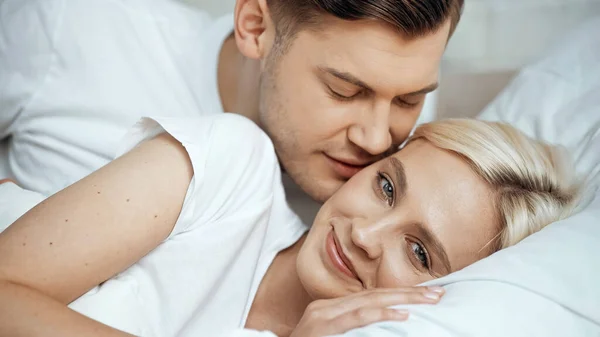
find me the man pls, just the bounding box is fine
[0,0,463,222]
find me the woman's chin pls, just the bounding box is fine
[298,272,354,300]
[296,244,359,300]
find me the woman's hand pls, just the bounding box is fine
[289,286,444,337]
[0,178,17,185]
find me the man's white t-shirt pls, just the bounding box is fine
[0,0,232,195]
[68,114,308,337]
[0,0,323,225]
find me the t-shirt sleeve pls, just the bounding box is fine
[116,114,279,239]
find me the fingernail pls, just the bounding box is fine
[429,287,445,294]
[394,309,409,318]
[424,292,440,300]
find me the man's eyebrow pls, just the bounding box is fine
[416,223,452,275]
[319,67,374,91]
[389,157,407,201]
[401,83,439,97]
[320,66,438,98]
[321,66,438,97]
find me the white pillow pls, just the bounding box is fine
[418,88,439,125]
[330,16,600,337]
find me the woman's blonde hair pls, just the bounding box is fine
[408,119,580,251]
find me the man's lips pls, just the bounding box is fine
[324,154,369,179]
[326,230,360,282]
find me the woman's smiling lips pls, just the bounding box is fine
[326,229,360,283]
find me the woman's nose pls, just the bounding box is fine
[350,218,393,260]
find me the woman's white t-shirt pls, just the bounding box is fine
[68,114,309,337]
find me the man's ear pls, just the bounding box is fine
[233,0,274,60]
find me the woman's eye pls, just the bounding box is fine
[377,172,394,206]
[409,241,429,269]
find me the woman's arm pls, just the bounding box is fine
[0,133,193,336]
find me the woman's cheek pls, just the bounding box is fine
[376,248,428,288]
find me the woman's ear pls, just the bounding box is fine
[233,0,274,60]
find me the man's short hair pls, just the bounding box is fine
[267,0,464,44]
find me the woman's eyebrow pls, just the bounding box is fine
[388,157,407,201]
[416,223,452,275]
[387,157,451,274]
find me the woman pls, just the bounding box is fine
[0,114,580,337]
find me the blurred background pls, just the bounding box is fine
[182,0,600,120]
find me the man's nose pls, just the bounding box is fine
[350,217,394,260]
[347,103,393,156]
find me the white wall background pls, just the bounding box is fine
[183,0,235,17]
[183,0,600,118]
[445,0,600,72]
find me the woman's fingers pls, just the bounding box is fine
[290,287,445,337]
[332,286,444,302]
[328,307,409,333]
[291,305,410,337]
[0,179,16,186]
[329,287,444,314]
[317,287,444,318]
[344,287,444,308]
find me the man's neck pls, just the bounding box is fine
[217,34,262,124]
[245,235,312,337]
